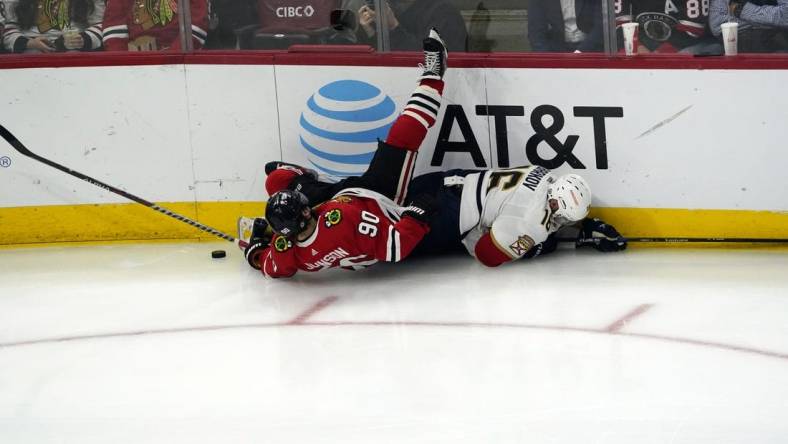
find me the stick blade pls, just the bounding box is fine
[0,124,32,155]
[0,124,16,142]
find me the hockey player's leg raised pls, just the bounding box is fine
[262,29,448,205]
[385,28,447,151]
[360,28,449,204]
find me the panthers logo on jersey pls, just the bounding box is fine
[324,209,342,228]
[509,234,535,256]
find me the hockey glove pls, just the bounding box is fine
[576,218,628,252]
[402,193,436,224]
[244,218,273,270]
[523,233,558,259]
[264,161,317,179]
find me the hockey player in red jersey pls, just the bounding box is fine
[244,28,448,278]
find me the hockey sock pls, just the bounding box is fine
[385,79,445,151]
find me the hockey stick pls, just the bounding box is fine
[0,125,249,249]
[621,237,788,244]
[559,236,788,244]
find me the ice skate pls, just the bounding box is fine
[420,28,448,80]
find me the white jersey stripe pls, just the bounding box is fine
[386,225,395,261]
[103,25,128,33]
[678,20,705,30]
[394,229,401,262]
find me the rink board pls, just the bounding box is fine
[1,204,786,246]
[0,62,786,244]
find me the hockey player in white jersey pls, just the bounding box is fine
[259,162,627,268]
[432,165,625,267]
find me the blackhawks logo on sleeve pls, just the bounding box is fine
[324,209,342,228]
[273,235,291,252]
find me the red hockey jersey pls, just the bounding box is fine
[102,0,208,51]
[259,189,430,278]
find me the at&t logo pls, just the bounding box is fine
[300,80,396,176]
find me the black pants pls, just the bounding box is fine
[408,169,474,256]
[290,140,417,205]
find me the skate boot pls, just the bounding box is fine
[420,28,448,80]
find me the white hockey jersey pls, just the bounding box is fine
[457,166,559,262]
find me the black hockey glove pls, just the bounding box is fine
[402,193,436,224]
[523,233,558,259]
[244,218,273,270]
[576,218,628,252]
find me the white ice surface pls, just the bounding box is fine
[1,243,787,443]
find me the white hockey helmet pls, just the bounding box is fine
[547,174,592,226]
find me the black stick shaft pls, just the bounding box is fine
[626,237,788,243]
[0,125,248,248]
[560,237,788,244]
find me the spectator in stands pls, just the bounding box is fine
[1,0,103,53]
[615,0,721,54]
[102,0,208,51]
[204,0,257,49]
[527,0,603,52]
[0,2,6,53]
[710,0,788,52]
[466,1,494,51]
[575,0,604,50]
[230,0,357,49]
[259,0,356,43]
[355,0,467,51]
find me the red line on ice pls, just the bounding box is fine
[605,304,654,333]
[288,296,339,325]
[4,316,788,362]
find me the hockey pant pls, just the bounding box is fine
[406,170,467,256]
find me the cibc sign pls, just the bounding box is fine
[276,5,315,18]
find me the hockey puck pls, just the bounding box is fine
[211,250,227,259]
